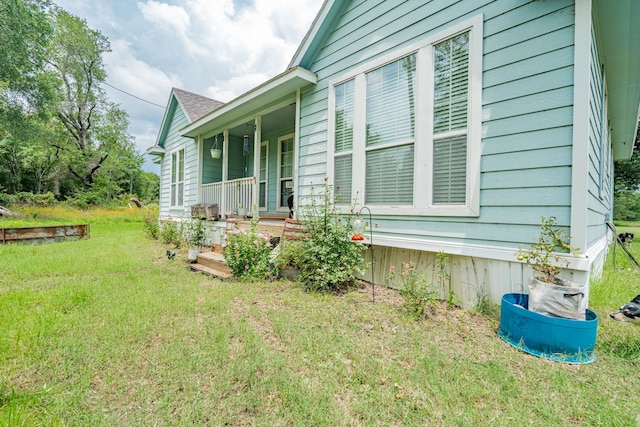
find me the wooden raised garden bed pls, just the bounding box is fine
[0,224,90,245]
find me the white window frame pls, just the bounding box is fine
[277,133,295,212]
[259,140,269,211]
[327,14,482,216]
[170,147,185,208]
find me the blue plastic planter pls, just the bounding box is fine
[498,293,598,364]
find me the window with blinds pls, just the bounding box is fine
[433,32,469,205]
[259,142,268,209]
[334,80,354,204]
[278,135,294,209]
[365,54,416,205]
[329,17,480,216]
[170,149,185,207]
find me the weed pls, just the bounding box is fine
[388,260,438,320]
[159,217,183,247]
[436,251,458,308]
[142,206,160,239]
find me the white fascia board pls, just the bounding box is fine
[146,145,165,155]
[181,67,317,138]
[288,0,335,68]
[371,235,592,272]
[570,0,592,254]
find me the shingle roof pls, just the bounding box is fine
[172,88,224,122]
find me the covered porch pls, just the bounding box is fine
[182,66,316,219]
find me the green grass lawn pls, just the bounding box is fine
[1,210,639,426]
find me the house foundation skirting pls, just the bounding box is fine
[358,245,601,308]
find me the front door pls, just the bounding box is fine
[277,133,294,213]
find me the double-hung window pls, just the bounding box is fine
[170,148,185,207]
[259,141,268,210]
[328,16,481,216]
[365,54,416,205]
[334,79,354,204]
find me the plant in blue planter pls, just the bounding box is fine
[499,216,598,364]
[517,216,585,320]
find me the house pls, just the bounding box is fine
[148,0,640,307]
[147,88,224,218]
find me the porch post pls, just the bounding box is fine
[253,115,262,214]
[222,128,229,217]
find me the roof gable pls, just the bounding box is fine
[288,0,349,69]
[151,88,224,150]
[173,88,224,122]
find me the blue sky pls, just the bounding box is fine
[53,0,324,173]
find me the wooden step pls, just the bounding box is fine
[189,262,233,279]
[195,251,231,273]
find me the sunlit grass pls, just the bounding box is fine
[0,205,150,228]
[0,211,638,426]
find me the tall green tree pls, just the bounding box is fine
[47,10,129,188]
[614,128,640,194]
[613,124,640,220]
[0,0,55,114]
[0,2,152,204]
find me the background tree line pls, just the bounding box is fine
[0,0,158,207]
[614,126,640,221]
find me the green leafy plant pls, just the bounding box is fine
[274,239,304,270]
[517,216,578,283]
[184,217,207,249]
[388,260,438,320]
[295,182,366,293]
[159,217,183,247]
[222,217,273,279]
[142,207,160,240]
[436,251,458,308]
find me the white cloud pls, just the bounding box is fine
[184,0,321,99]
[105,39,183,107]
[138,0,208,56]
[204,72,272,102]
[53,0,324,172]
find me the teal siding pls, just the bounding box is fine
[586,19,614,247]
[202,137,223,184]
[227,135,253,181]
[159,103,196,218]
[298,0,577,248]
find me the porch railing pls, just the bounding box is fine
[200,177,255,217]
[200,182,223,208]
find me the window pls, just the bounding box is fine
[278,134,294,210]
[433,32,469,204]
[259,141,268,210]
[334,80,354,204]
[365,54,416,205]
[170,148,185,207]
[328,16,481,216]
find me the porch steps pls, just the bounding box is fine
[189,219,298,279]
[190,249,232,279]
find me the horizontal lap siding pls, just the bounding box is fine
[586,20,613,248]
[298,0,576,250]
[160,106,193,218]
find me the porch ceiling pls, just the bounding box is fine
[181,66,317,138]
[594,0,640,161]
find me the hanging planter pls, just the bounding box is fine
[210,134,222,159]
